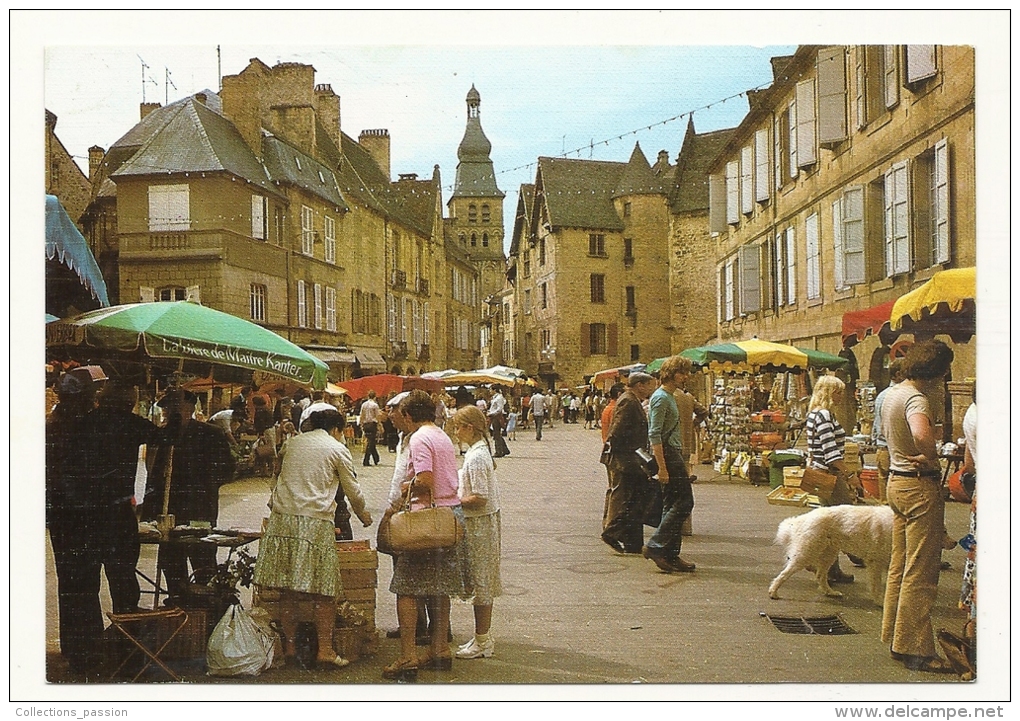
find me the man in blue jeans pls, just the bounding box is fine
[644,355,696,573]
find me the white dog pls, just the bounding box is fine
[768,505,895,604]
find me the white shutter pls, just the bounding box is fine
[324,216,336,264]
[761,237,774,310]
[402,299,410,343]
[885,162,911,275]
[773,114,783,192]
[726,160,739,224]
[906,45,937,84]
[843,186,866,284]
[740,145,754,214]
[326,286,336,332]
[933,140,951,265]
[788,101,798,178]
[423,301,431,345]
[185,285,201,304]
[252,195,265,240]
[805,213,820,300]
[774,235,785,307]
[724,259,735,321]
[833,196,846,290]
[796,79,817,168]
[313,283,322,329]
[739,244,761,313]
[755,129,770,202]
[148,187,163,231]
[717,267,723,324]
[297,280,307,327]
[413,300,422,346]
[139,286,155,303]
[168,186,189,230]
[785,227,797,305]
[817,46,848,146]
[387,295,397,341]
[855,46,867,130]
[884,45,900,108]
[709,173,727,233]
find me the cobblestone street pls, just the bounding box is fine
[43,419,975,696]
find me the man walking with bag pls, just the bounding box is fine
[643,356,696,573]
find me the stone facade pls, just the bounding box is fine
[45,111,92,227]
[708,45,976,383]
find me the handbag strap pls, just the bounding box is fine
[401,477,436,511]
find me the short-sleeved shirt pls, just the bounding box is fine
[459,440,500,518]
[648,386,682,451]
[530,393,546,416]
[882,383,940,475]
[406,423,461,509]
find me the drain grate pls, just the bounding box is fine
[759,613,857,635]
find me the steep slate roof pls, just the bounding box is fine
[613,142,669,198]
[508,183,535,257]
[262,135,347,209]
[386,171,441,238]
[111,96,282,199]
[537,157,626,232]
[669,120,736,214]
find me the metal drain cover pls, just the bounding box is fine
[760,613,857,635]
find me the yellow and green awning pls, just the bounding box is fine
[647,339,848,374]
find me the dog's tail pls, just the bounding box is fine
[774,517,794,547]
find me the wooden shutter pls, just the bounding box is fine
[297,280,306,327]
[607,324,618,357]
[805,213,820,300]
[718,266,725,323]
[774,235,785,308]
[785,227,797,305]
[725,160,739,224]
[796,79,817,167]
[833,196,846,290]
[423,301,431,345]
[314,283,323,329]
[139,286,155,303]
[906,45,937,84]
[252,195,265,240]
[740,145,754,214]
[933,140,950,264]
[855,46,867,130]
[326,287,336,332]
[761,237,775,310]
[817,46,848,146]
[843,186,866,284]
[709,173,727,233]
[788,101,798,178]
[580,323,591,356]
[755,129,770,202]
[739,244,761,313]
[884,45,900,108]
[773,114,784,192]
[885,162,911,275]
[168,185,189,230]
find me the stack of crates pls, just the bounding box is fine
[334,539,380,661]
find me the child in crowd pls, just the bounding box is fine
[505,406,519,441]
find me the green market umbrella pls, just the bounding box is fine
[46,301,329,389]
[647,339,848,374]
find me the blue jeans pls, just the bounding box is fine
[533,414,544,440]
[645,448,694,559]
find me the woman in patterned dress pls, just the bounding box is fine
[253,406,372,669]
[450,405,503,659]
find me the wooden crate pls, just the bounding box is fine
[340,587,376,603]
[339,568,377,589]
[783,467,805,487]
[336,539,378,570]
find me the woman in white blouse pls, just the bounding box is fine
[450,405,503,659]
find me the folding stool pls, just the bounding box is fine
[105,607,189,682]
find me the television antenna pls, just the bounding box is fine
[165,67,177,105]
[137,55,158,103]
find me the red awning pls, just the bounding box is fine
[335,374,444,402]
[841,300,899,348]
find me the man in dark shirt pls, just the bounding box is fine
[601,372,658,554]
[145,389,235,597]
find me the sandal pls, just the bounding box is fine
[382,657,418,682]
[902,655,956,674]
[318,655,350,670]
[419,648,453,671]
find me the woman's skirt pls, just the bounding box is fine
[254,511,341,598]
[461,511,502,604]
[389,505,468,598]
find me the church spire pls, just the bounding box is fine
[452,85,504,199]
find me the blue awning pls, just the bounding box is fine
[45,195,110,307]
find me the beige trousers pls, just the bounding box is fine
[875,447,890,503]
[881,475,946,659]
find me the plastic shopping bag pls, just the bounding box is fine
[206,603,275,676]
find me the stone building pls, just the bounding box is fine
[509,144,674,388]
[45,110,92,227]
[707,45,976,389]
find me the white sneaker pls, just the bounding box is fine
[455,635,494,659]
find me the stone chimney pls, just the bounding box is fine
[195,92,207,105]
[657,150,670,166]
[220,58,272,160]
[314,84,341,151]
[88,146,106,181]
[359,129,390,181]
[140,102,161,120]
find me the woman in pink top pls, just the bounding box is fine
[382,390,467,682]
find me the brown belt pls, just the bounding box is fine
[890,470,941,479]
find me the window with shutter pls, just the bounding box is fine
[326,287,336,332]
[709,173,727,233]
[842,186,866,285]
[884,162,911,276]
[817,46,848,146]
[423,301,431,345]
[413,300,422,346]
[855,45,867,130]
[785,227,797,305]
[251,195,266,240]
[739,244,761,313]
[932,140,950,265]
[324,216,336,264]
[387,295,396,341]
[740,145,754,214]
[717,266,725,324]
[884,45,900,108]
[905,45,937,84]
[724,259,735,321]
[297,280,307,327]
[301,206,315,256]
[726,161,739,224]
[796,79,817,167]
[761,237,775,310]
[805,213,821,300]
[788,100,798,178]
[774,234,784,308]
[755,129,770,202]
[250,284,267,322]
[148,184,190,232]
[774,113,785,192]
[833,197,846,290]
[580,323,591,356]
[314,283,323,329]
[402,299,410,342]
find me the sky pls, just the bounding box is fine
[43,43,794,251]
[12,8,1013,708]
